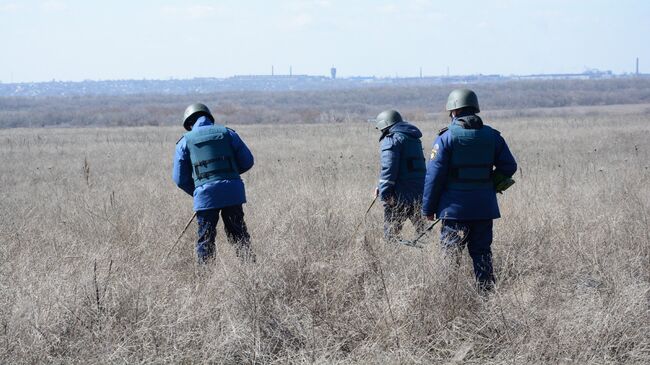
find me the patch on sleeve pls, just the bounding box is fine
[430,143,439,160]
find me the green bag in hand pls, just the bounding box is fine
[493,172,515,194]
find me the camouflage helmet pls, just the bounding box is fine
[445,89,480,113]
[183,103,213,131]
[374,109,403,131]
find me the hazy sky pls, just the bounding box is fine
[1,0,649,82]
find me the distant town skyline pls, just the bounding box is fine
[1,0,648,83]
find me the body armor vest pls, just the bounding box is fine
[446,122,495,190]
[396,133,426,181]
[184,125,240,187]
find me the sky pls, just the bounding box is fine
[1,0,649,83]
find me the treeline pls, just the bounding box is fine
[1,78,649,128]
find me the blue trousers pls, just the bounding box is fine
[383,201,427,242]
[440,219,494,289]
[196,205,253,263]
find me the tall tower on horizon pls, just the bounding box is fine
[330,67,337,79]
[636,57,639,75]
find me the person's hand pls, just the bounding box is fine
[425,214,436,221]
[373,187,379,198]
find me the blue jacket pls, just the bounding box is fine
[378,122,426,203]
[422,115,517,220]
[173,116,254,211]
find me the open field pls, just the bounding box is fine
[1,106,649,363]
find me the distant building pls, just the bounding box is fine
[330,67,337,79]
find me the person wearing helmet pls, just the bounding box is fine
[422,89,517,291]
[173,103,255,263]
[373,110,427,242]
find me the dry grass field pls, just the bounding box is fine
[1,104,649,363]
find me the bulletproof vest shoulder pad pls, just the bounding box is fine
[438,127,448,136]
[481,123,501,135]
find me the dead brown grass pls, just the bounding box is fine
[0,107,648,364]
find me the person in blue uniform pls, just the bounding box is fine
[173,103,255,263]
[422,89,517,290]
[374,110,427,242]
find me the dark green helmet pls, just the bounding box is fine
[445,89,480,113]
[374,109,403,131]
[183,103,213,131]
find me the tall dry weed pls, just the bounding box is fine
[0,110,648,363]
